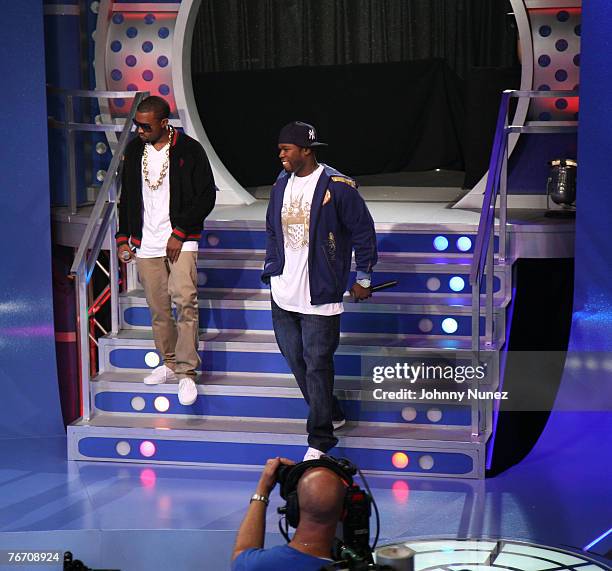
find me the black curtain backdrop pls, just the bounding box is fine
[191,0,519,187]
[193,59,467,187]
[193,0,517,77]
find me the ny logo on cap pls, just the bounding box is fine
[308,129,315,141]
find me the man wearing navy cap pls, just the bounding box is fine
[262,121,378,461]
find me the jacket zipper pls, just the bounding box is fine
[321,245,339,291]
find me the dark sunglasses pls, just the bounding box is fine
[132,119,153,132]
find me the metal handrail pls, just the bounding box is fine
[47,87,148,421]
[469,89,578,352]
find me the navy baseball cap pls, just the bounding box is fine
[278,121,327,148]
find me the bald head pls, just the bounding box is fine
[297,467,345,525]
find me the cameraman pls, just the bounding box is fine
[231,457,346,570]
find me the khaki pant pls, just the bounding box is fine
[136,252,200,378]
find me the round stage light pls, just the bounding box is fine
[449,276,465,292]
[427,408,443,423]
[401,407,417,422]
[207,234,220,247]
[419,455,434,470]
[456,236,472,252]
[433,236,449,252]
[441,318,458,334]
[391,480,410,504]
[96,169,106,182]
[116,441,131,456]
[131,396,146,411]
[144,351,160,368]
[140,468,157,488]
[95,142,107,155]
[426,277,441,292]
[154,396,170,413]
[90,1,100,15]
[391,452,409,469]
[140,441,156,458]
[418,319,433,333]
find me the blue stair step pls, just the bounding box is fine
[67,414,487,478]
[199,225,499,256]
[192,255,507,297]
[119,291,505,340]
[98,331,502,377]
[91,371,497,429]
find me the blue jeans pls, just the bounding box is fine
[271,299,345,452]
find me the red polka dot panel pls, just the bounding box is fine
[106,10,177,116]
[530,7,581,121]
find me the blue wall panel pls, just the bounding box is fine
[516,2,612,501]
[0,3,63,436]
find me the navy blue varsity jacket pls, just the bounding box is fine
[261,164,378,305]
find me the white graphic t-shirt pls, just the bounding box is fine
[271,165,343,316]
[137,143,198,258]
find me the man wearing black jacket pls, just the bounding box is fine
[116,96,216,405]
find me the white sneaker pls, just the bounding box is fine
[333,419,346,431]
[303,447,325,461]
[178,377,198,406]
[144,365,177,385]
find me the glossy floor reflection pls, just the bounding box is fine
[0,434,609,570]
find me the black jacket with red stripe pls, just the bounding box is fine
[115,130,216,249]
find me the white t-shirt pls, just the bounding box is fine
[271,165,343,316]
[137,143,198,258]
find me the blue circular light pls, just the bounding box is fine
[127,83,138,91]
[142,41,153,53]
[573,53,580,67]
[456,237,472,252]
[556,98,568,110]
[538,55,551,67]
[125,55,137,67]
[538,84,550,91]
[158,27,170,39]
[112,13,124,25]
[433,236,449,252]
[111,69,122,81]
[111,40,122,52]
[115,98,125,108]
[157,55,169,68]
[142,70,154,82]
[441,318,458,334]
[126,26,138,38]
[557,10,570,22]
[539,25,551,37]
[449,277,465,292]
[555,69,568,82]
[556,39,568,52]
[144,13,156,25]
[159,84,170,96]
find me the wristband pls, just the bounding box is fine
[250,493,269,506]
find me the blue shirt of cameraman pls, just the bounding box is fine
[231,544,333,571]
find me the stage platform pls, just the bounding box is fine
[0,431,609,570]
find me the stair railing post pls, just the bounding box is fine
[471,275,480,353]
[65,94,78,215]
[485,228,494,347]
[75,268,91,421]
[499,104,509,263]
[471,275,481,439]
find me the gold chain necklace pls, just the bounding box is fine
[143,126,173,191]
